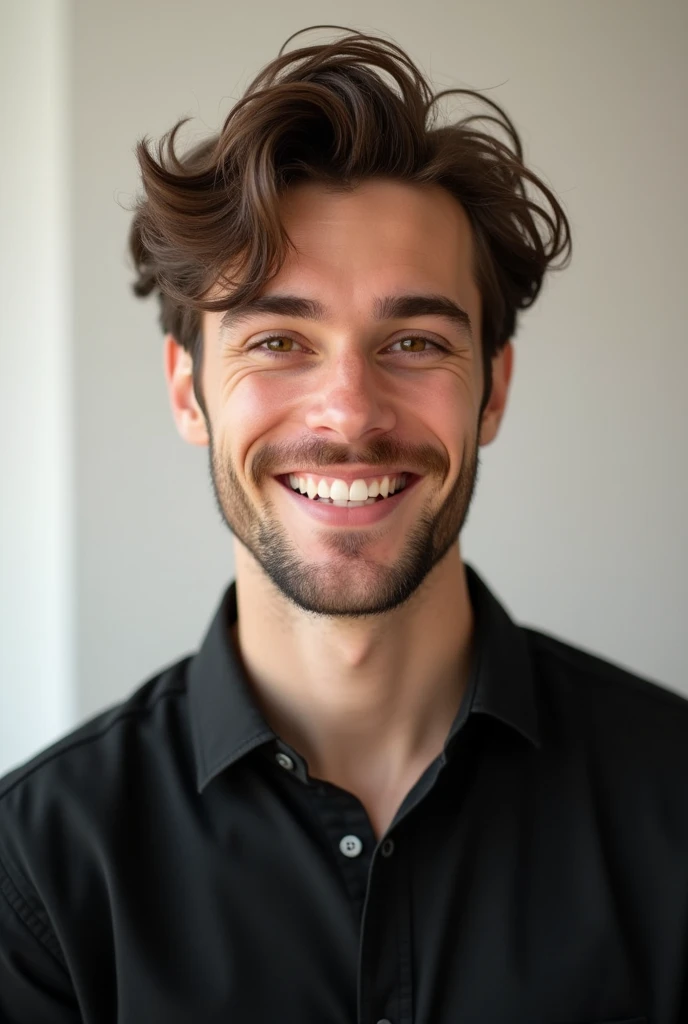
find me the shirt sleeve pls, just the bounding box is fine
[0,859,81,1024]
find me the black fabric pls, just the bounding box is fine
[0,562,685,1023]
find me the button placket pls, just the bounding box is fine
[313,783,375,907]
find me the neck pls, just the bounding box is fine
[232,543,475,802]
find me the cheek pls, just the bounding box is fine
[396,372,476,447]
[222,372,304,458]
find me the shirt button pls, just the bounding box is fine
[380,838,395,857]
[275,752,295,771]
[339,834,363,858]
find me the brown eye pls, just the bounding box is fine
[399,337,428,352]
[265,337,294,352]
[391,336,439,353]
[252,335,309,358]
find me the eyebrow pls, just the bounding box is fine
[218,293,473,340]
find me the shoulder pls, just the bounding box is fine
[524,625,687,715]
[523,626,688,770]
[0,656,192,819]
[0,656,194,972]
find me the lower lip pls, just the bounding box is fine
[277,475,420,526]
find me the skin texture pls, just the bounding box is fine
[164,178,513,838]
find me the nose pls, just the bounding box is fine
[304,348,396,443]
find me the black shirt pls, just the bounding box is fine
[0,563,686,1024]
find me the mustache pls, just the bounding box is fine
[250,436,449,486]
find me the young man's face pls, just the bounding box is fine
[167,179,512,615]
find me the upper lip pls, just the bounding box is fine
[278,467,416,482]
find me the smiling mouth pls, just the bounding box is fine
[281,472,410,507]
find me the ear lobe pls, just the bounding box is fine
[164,334,209,448]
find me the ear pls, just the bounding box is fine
[163,334,209,447]
[478,341,514,447]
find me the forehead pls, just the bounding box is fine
[273,178,479,309]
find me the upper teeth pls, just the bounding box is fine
[287,474,407,502]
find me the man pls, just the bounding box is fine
[0,26,685,1024]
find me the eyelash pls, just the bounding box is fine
[251,334,446,359]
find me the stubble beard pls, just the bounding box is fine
[206,430,481,618]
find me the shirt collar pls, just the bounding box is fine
[188,562,541,793]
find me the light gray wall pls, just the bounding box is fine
[2,0,686,774]
[1,0,74,773]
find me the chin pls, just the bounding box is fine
[253,529,442,618]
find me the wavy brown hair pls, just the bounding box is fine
[128,25,572,420]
